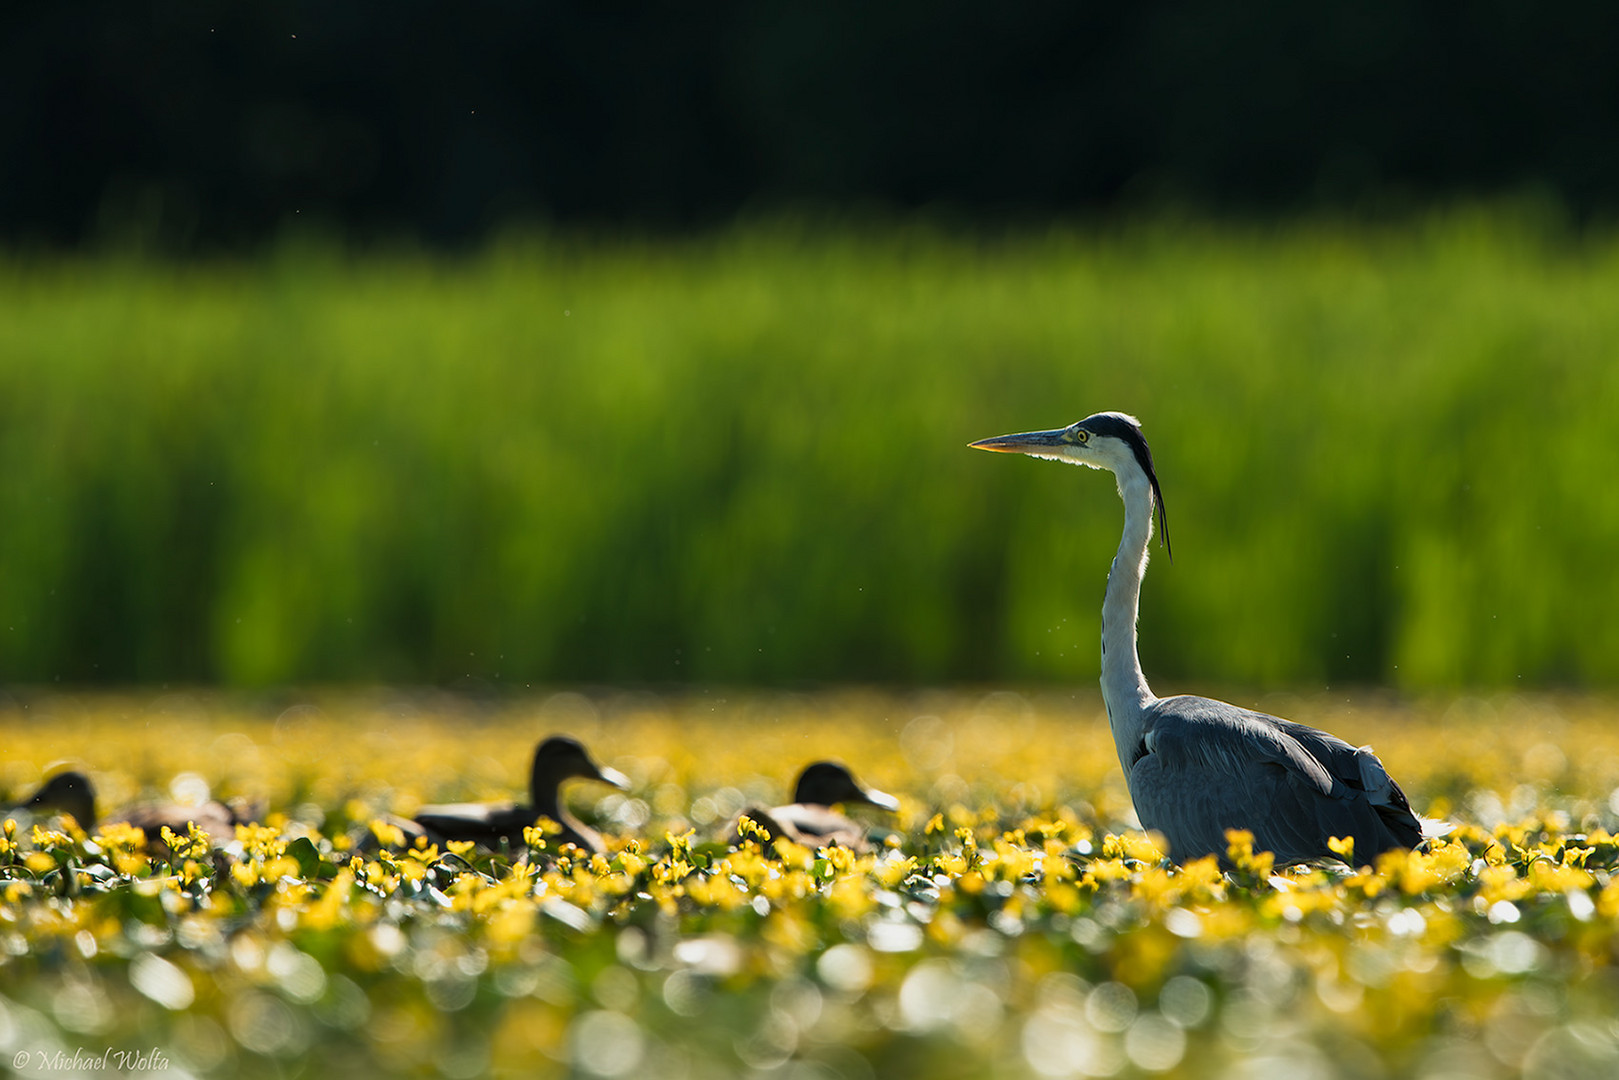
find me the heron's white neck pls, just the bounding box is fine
[1100,466,1156,774]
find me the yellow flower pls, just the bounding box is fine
[1597,880,1619,920]
[1132,866,1179,907]
[484,901,534,947]
[1374,847,1465,895]
[304,869,354,931]
[1477,864,1531,904]
[1527,860,1593,893]
[1560,844,1595,868]
[1176,856,1225,899]
[1425,839,1472,880]
[159,823,212,861]
[988,837,1036,881]
[1084,858,1132,886]
[262,856,302,880]
[1020,816,1069,842]
[872,854,916,889]
[686,873,748,911]
[822,846,857,876]
[827,875,873,920]
[1045,882,1082,914]
[31,825,70,849]
[1224,830,1275,879]
[773,839,814,872]
[734,814,771,843]
[1260,886,1338,921]
[1123,831,1167,863]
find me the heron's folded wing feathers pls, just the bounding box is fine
[1145,700,1339,797]
[1138,697,1422,862]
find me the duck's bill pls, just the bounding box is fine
[859,787,901,812]
[595,765,632,790]
[969,429,1069,454]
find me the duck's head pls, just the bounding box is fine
[792,762,899,812]
[17,770,98,829]
[531,736,631,796]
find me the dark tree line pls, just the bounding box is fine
[5,1,1619,249]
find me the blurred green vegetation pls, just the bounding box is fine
[2,209,1617,689]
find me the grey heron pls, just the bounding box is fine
[972,411,1425,868]
[730,761,900,852]
[398,735,630,855]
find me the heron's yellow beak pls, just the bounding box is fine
[969,428,1072,454]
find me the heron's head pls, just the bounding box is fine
[971,411,1170,557]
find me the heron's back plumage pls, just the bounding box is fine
[1131,695,1421,866]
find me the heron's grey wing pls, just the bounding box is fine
[1270,718,1422,848]
[1134,697,1409,866]
[1140,698,1340,795]
[1130,716,1334,864]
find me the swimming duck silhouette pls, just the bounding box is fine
[380,735,629,856]
[12,770,257,850]
[730,761,899,852]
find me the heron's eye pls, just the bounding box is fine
[1071,429,1090,445]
